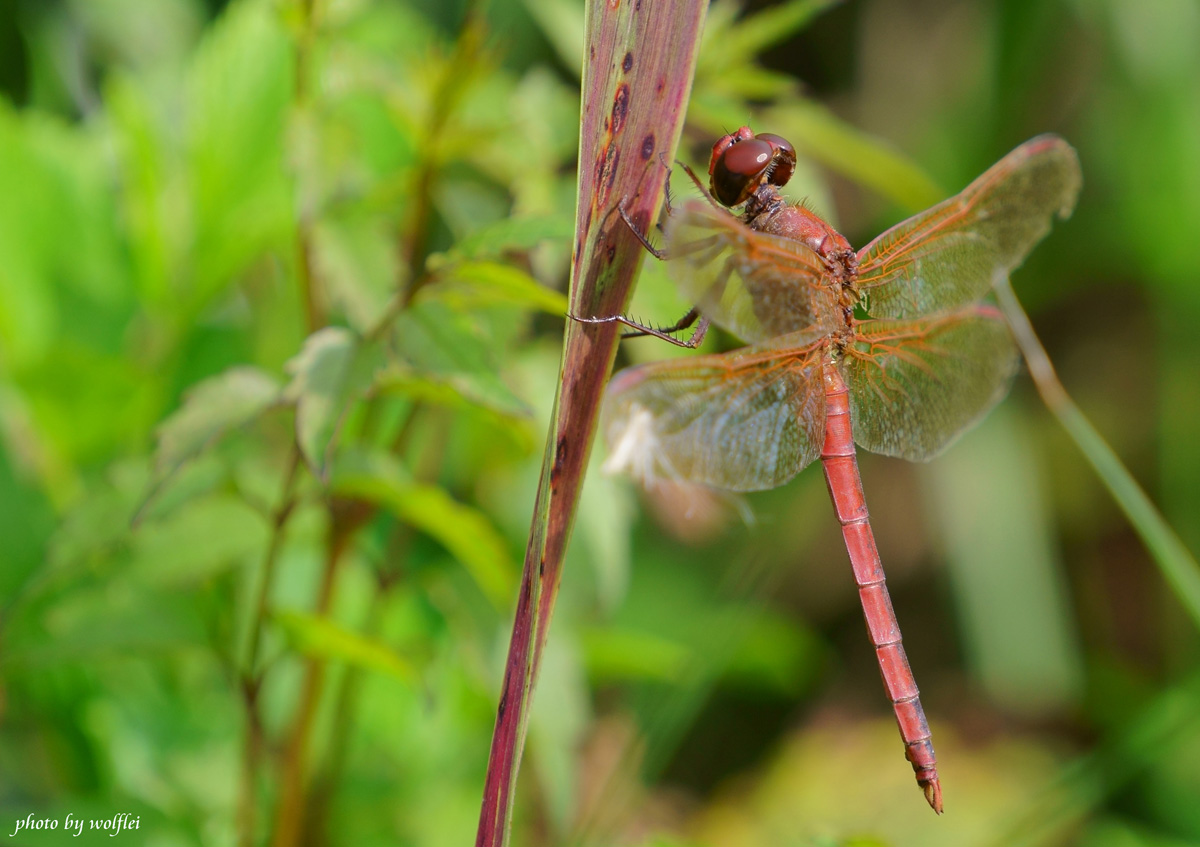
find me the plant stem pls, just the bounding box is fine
[269,498,370,847]
[994,277,1200,627]
[298,579,392,844]
[475,0,706,837]
[270,12,487,822]
[294,0,323,333]
[398,0,487,307]
[238,447,302,847]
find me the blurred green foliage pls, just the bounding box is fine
[0,0,1198,846]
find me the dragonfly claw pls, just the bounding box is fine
[923,778,944,815]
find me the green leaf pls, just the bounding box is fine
[521,0,585,75]
[314,216,398,333]
[50,459,147,577]
[0,104,126,366]
[700,0,838,68]
[706,65,798,101]
[274,610,417,684]
[439,215,574,263]
[581,626,691,682]
[106,72,175,307]
[392,299,531,418]
[764,100,947,213]
[427,260,569,317]
[375,367,530,421]
[284,327,386,479]
[925,406,1084,714]
[130,494,268,585]
[8,586,208,665]
[332,451,516,608]
[141,366,281,515]
[186,0,293,305]
[722,610,824,696]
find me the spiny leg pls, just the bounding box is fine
[581,193,708,348]
[569,310,709,349]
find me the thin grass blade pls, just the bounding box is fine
[994,277,1200,629]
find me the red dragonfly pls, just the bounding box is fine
[599,128,1081,812]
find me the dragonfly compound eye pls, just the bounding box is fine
[708,126,755,176]
[755,133,796,188]
[710,137,776,207]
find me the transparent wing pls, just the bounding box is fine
[844,306,1018,461]
[664,198,839,345]
[603,339,827,492]
[856,135,1081,319]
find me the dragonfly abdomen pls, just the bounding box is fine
[819,362,944,814]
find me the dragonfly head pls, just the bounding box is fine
[708,127,796,208]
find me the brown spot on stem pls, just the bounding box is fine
[594,148,608,191]
[622,52,633,73]
[611,84,630,135]
[552,434,569,483]
[641,133,656,160]
[596,146,619,206]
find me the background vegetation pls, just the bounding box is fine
[1,0,1198,845]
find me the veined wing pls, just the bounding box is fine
[856,135,1081,319]
[665,198,839,345]
[843,306,1018,461]
[604,338,827,492]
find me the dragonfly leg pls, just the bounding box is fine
[619,154,724,254]
[621,307,708,347]
[618,197,667,260]
[675,160,729,214]
[568,311,709,349]
[662,158,675,218]
[652,151,676,219]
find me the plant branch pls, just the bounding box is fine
[269,497,371,847]
[294,0,324,333]
[237,447,302,847]
[399,1,488,307]
[475,1,707,842]
[994,277,1200,627]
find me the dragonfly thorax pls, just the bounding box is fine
[752,199,862,335]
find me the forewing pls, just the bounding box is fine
[845,307,1018,461]
[603,339,827,492]
[665,198,838,345]
[856,135,1081,319]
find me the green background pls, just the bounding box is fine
[1,0,1198,845]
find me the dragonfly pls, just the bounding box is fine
[596,127,1081,812]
